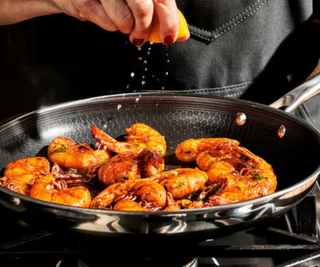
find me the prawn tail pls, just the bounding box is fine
[91,125,117,150]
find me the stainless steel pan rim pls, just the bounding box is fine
[1,92,319,217]
[0,174,318,217]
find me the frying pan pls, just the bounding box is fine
[1,74,320,242]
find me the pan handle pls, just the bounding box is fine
[270,72,320,113]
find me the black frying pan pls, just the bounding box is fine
[1,74,320,241]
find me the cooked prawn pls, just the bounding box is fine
[98,149,164,186]
[30,173,91,208]
[91,123,166,157]
[164,193,205,210]
[90,179,167,211]
[148,168,208,199]
[164,193,181,211]
[196,145,277,204]
[175,138,239,162]
[48,137,111,172]
[113,199,146,211]
[0,157,50,195]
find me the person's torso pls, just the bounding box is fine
[0,0,318,123]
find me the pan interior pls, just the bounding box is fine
[0,94,320,195]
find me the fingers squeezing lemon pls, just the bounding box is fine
[147,10,189,44]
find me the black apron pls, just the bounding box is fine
[170,0,320,128]
[0,0,319,127]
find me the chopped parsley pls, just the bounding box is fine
[251,170,268,180]
[51,145,68,154]
[173,181,185,189]
[255,176,268,180]
[145,150,153,157]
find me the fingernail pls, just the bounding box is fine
[164,35,175,46]
[133,38,144,47]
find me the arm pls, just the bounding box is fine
[0,0,183,46]
[0,0,61,25]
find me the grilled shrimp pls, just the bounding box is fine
[164,193,205,210]
[30,174,91,208]
[48,137,111,172]
[91,123,167,157]
[113,199,146,211]
[149,168,208,199]
[196,145,277,204]
[98,149,164,186]
[90,179,167,211]
[90,181,131,209]
[0,157,50,195]
[164,193,181,211]
[175,138,239,162]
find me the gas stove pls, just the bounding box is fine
[1,181,320,267]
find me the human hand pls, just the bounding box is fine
[53,0,189,46]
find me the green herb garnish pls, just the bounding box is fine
[251,170,268,180]
[173,181,185,189]
[255,176,268,180]
[51,145,68,154]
